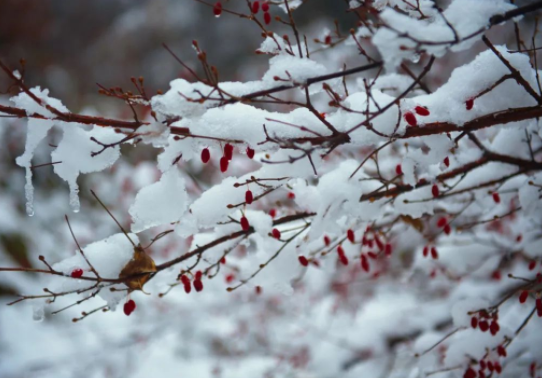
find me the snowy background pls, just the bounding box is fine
[1,1,542,378]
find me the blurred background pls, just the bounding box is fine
[0,0,359,112]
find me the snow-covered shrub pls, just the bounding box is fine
[1,1,542,377]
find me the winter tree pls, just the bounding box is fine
[1,1,542,377]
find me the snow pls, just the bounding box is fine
[51,233,139,309]
[129,167,189,233]
[52,125,121,212]
[373,0,516,69]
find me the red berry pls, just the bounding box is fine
[479,320,489,332]
[220,257,226,264]
[479,360,486,370]
[213,1,222,16]
[444,224,451,235]
[497,345,507,357]
[414,106,430,116]
[487,362,494,372]
[430,247,438,259]
[225,274,235,283]
[123,299,136,316]
[395,164,403,175]
[220,156,229,172]
[193,279,203,292]
[466,98,474,110]
[374,235,384,251]
[432,184,440,198]
[271,228,281,239]
[255,286,262,294]
[339,254,349,266]
[347,229,355,243]
[494,362,502,374]
[251,0,260,13]
[443,156,450,167]
[367,251,378,259]
[323,235,331,246]
[423,246,429,257]
[337,245,345,258]
[263,11,271,24]
[240,216,250,231]
[492,192,501,204]
[361,255,370,272]
[471,316,478,329]
[529,260,537,270]
[404,112,417,127]
[180,275,190,286]
[519,290,529,303]
[184,282,191,293]
[298,256,309,266]
[324,35,332,45]
[464,367,476,378]
[224,143,234,160]
[71,268,83,278]
[384,243,392,256]
[536,298,542,317]
[261,1,269,11]
[490,320,500,335]
[287,192,295,199]
[492,270,502,280]
[195,270,202,280]
[201,148,210,163]
[246,147,255,159]
[269,208,276,218]
[245,190,253,205]
[437,217,448,228]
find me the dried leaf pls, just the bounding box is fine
[119,246,156,291]
[400,215,424,233]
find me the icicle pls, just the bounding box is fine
[24,167,35,216]
[32,303,44,322]
[15,118,55,217]
[69,182,80,213]
[409,52,421,63]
